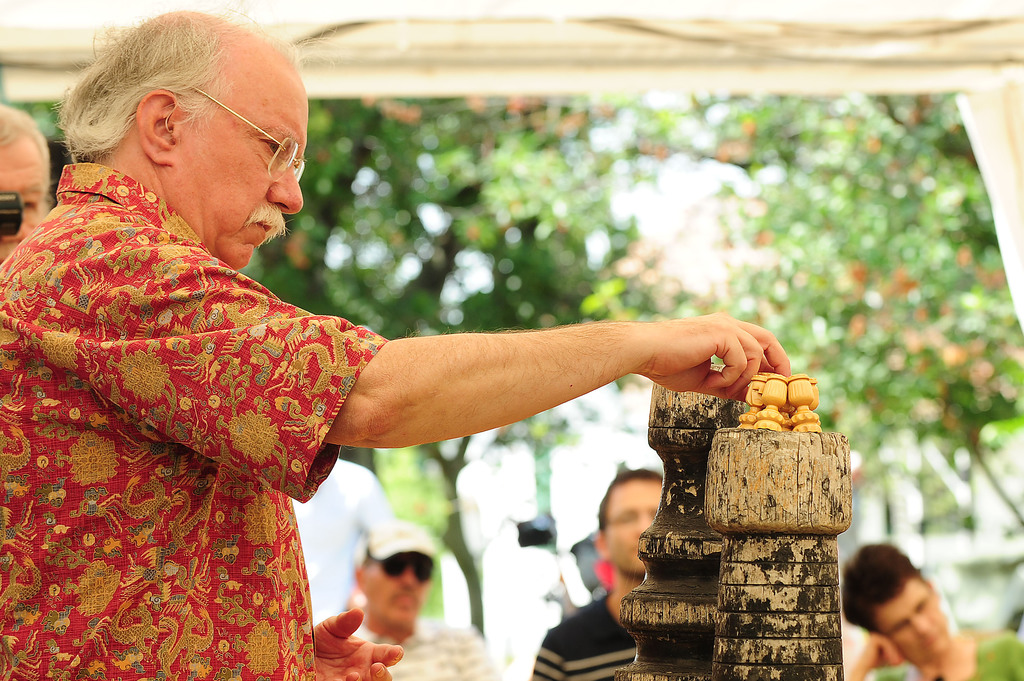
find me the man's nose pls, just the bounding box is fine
[397,566,421,584]
[910,613,932,634]
[269,172,303,215]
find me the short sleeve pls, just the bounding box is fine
[17,230,386,499]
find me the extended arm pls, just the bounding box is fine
[328,313,789,448]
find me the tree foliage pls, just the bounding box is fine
[681,93,1024,531]
[247,97,666,332]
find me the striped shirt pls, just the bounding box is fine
[532,597,637,681]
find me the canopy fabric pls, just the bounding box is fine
[4,1,1024,100]
[4,0,1024,325]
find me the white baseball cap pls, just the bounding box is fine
[356,520,436,565]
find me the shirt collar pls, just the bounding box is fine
[56,163,202,246]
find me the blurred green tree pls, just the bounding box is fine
[681,93,1024,532]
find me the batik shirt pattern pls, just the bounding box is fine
[0,164,386,680]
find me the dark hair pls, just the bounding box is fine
[841,543,923,631]
[597,468,663,531]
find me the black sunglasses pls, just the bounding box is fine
[376,552,434,582]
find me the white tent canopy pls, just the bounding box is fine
[5,1,1024,99]
[4,0,1024,325]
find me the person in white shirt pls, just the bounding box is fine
[296,459,395,624]
[354,520,500,681]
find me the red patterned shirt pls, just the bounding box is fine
[0,164,386,680]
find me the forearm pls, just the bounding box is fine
[846,658,872,681]
[326,313,788,448]
[327,321,644,448]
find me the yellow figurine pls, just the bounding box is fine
[738,373,767,429]
[742,372,823,433]
[753,373,788,431]
[790,374,822,433]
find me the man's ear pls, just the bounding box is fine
[135,90,180,166]
[594,530,610,560]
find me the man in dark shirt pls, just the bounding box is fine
[532,468,663,681]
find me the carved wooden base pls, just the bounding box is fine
[621,393,852,681]
[706,429,851,681]
[616,389,744,681]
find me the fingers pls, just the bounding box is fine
[860,633,903,669]
[340,663,393,681]
[762,341,790,377]
[706,344,759,400]
[634,313,791,400]
[377,644,403,667]
[318,608,365,638]
[739,321,790,376]
[875,635,904,666]
[707,320,782,399]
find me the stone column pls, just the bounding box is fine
[706,429,851,681]
[617,388,745,681]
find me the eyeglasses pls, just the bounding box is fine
[606,508,658,528]
[375,553,434,582]
[195,88,305,182]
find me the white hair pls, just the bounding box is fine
[58,11,298,164]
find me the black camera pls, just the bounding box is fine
[516,514,557,548]
[0,192,21,236]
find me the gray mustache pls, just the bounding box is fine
[245,205,286,240]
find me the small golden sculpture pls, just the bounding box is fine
[737,373,767,429]
[741,372,822,433]
[753,373,788,431]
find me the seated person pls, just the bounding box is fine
[842,543,1024,681]
[353,520,500,681]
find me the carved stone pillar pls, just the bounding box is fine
[706,429,851,681]
[617,388,745,681]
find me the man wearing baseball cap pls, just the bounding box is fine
[354,520,500,681]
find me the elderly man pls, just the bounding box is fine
[843,544,1024,681]
[353,521,499,681]
[0,103,51,261]
[0,10,789,681]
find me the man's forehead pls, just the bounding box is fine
[613,478,662,498]
[874,577,931,627]
[11,180,45,195]
[606,480,661,512]
[0,137,46,173]
[0,164,46,195]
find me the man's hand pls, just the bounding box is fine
[637,313,791,401]
[315,609,404,681]
[847,632,904,681]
